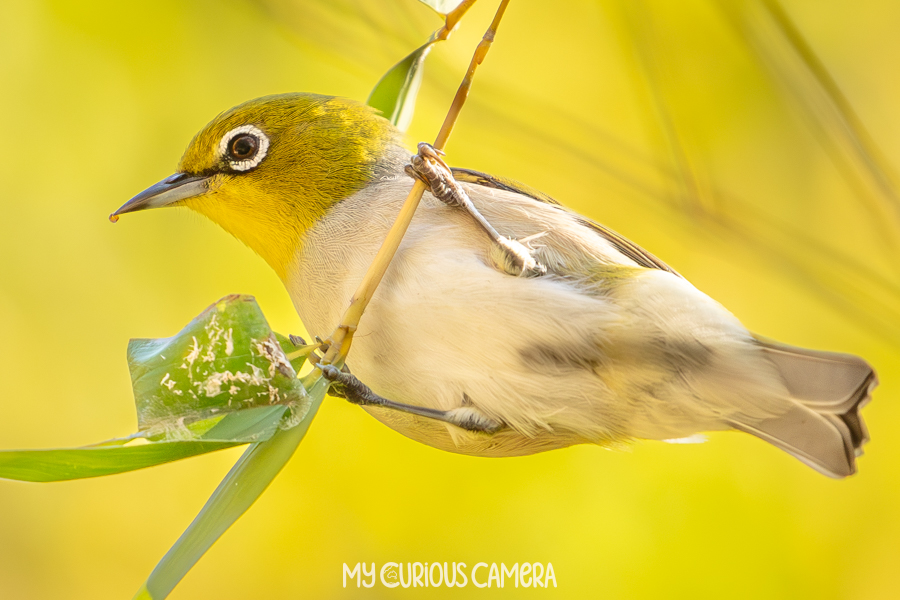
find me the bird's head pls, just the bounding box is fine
[113,93,399,278]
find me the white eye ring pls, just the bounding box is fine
[218,125,269,172]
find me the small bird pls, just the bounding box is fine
[113,92,877,478]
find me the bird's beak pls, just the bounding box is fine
[111,173,209,221]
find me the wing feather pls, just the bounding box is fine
[451,167,679,276]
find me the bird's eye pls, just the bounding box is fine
[229,134,258,160]
[217,125,269,172]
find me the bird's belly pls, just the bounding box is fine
[287,202,633,455]
[339,264,618,457]
[284,182,785,456]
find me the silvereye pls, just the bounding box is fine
[114,92,876,478]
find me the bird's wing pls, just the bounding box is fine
[451,167,680,277]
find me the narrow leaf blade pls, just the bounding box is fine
[0,441,242,483]
[198,404,291,442]
[0,405,292,482]
[367,42,433,132]
[136,378,328,600]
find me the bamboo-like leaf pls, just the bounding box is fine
[0,296,316,482]
[367,42,434,132]
[0,405,292,482]
[0,441,241,483]
[128,295,310,431]
[195,404,290,442]
[367,0,479,131]
[134,376,329,600]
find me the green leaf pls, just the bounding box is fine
[274,332,318,373]
[0,293,328,594]
[417,0,467,14]
[127,295,309,433]
[135,376,329,600]
[196,404,290,442]
[0,404,293,482]
[0,441,241,483]
[0,295,316,483]
[367,42,434,132]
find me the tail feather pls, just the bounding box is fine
[736,339,877,478]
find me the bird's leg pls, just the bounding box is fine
[317,364,504,434]
[311,333,502,432]
[405,142,546,278]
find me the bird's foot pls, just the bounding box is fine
[405,142,546,278]
[442,407,504,434]
[317,363,503,434]
[489,236,546,278]
[405,143,466,207]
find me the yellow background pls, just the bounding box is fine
[1,0,898,598]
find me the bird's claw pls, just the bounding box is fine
[406,142,546,278]
[317,363,355,401]
[318,363,342,381]
[405,145,466,208]
[416,141,450,170]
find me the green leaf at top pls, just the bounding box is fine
[418,0,467,14]
[368,42,434,132]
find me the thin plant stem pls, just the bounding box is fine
[319,0,513,367]
[439,0,480,41]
